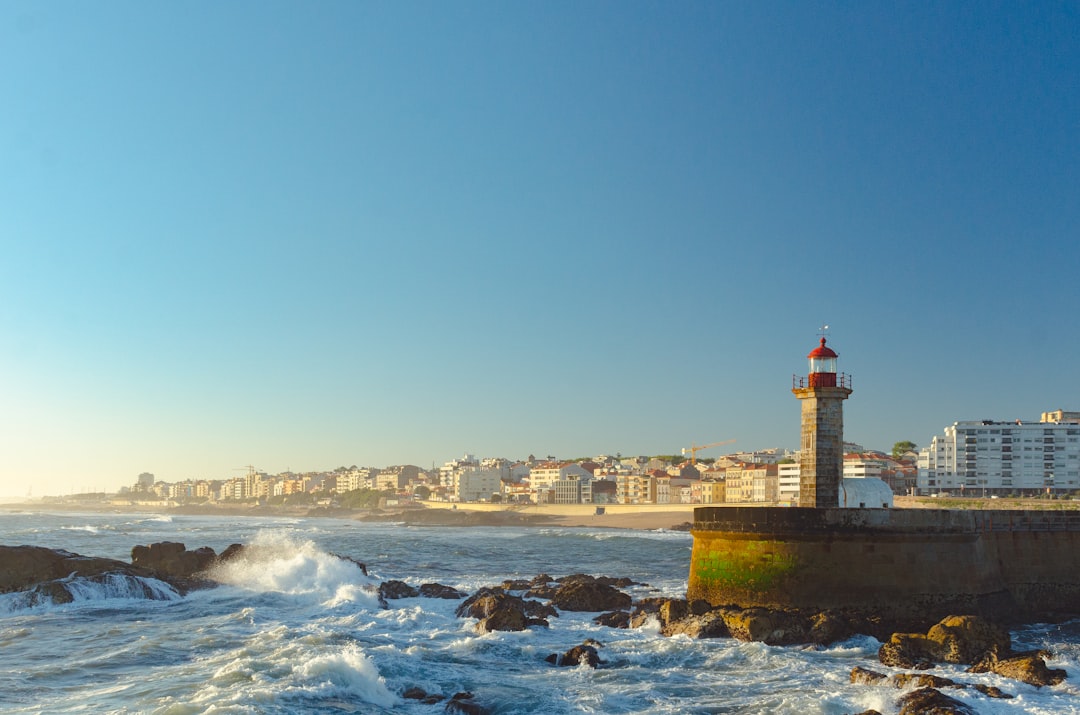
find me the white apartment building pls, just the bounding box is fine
[457,466,506,502]
[778,462,800,504]
[917,418,1080,495]
[528,462,592,490]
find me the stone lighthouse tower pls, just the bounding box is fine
[792,336,852,508]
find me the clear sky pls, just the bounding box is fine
[1,2,1077,497]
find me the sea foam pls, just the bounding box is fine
[207,530,381,608]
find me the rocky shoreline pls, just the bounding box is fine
[2,540,1068,715]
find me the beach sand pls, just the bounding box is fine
[403,502,698,530]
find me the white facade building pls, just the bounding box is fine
[778,462,800,504]
[457,466,506,502]
[917,418,1080,496]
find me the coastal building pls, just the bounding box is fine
[722,464,778,503]
[699,479,725,504]
[457,466,506,502]
[376,465,420,491]
[552,472,593,503]
[528,462,591,491]
[916,416,1080,496]
[777,462,800,504]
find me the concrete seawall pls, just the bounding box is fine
[688,507,1080,624]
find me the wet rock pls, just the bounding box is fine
[523,599,559,620]
[970,684,1013,699]
[332,554,368,575]
[456,587,549,633]
[130,542,217,586]
[594,610,630,628]
[662,610,731,639]
[968,649,1066,687]
[850,667,888,686]
[896,687,976,715]
[378,579,420,601]
[500,579,531,591]
[926,615,1011,665]
[878,633,941,669]
[445,691,490,715]
[719,607,808,645]
[218,544,246,562]
[524,583,559,600]
[848,711,883,715]
[891,673,958,690]
[0,545,151,594]
[545,643,603,668]
[633,596,670,614]
[549,578,631,612]
[657,599,690,627]
[403,687,444,704]
[808,610,857,645]
[419,583,466,599]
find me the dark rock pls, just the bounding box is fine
[500,579,531,591]
[34,580,77,605]
[218,544,246,562]
[379,580,419,600]
[0,545,152,595]
[419,583,466,599]
[633,597,669,613]
[549,579,631,612]
[594,610,630,628]
[456,587,548,633]
[547,644,602,668]
[809,610,856,645]
[662,610,731,639]
[657,599,690,628]
[879,633,941,669]
[926,615,1011,665]
[332,554,368,575]
[896,687,977,715]
[891,673,958,690]
[524,584,559,600]
[850,667,888,685]
[130,542,217,586]
[968,649,1067,687]
[445,691,490,715]
[970,684,1013,699]
[719,607,808,645]
[403,687,429,700]
[531,573,553,586]
[523,600,559,620]
[849,711,883,715]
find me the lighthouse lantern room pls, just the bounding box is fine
[807,338,838,387]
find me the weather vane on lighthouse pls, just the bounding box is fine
[818,323,830,339]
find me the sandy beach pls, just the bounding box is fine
[401,501,698,530]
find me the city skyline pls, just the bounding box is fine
[2,3,1078,498]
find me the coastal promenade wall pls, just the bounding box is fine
[688,507,1080,624]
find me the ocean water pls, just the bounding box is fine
[0,511,1077,714]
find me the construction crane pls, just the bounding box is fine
[681,439,736,465]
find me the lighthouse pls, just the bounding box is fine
[792,336,852,508]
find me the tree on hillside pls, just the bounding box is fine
[892,441,917,459]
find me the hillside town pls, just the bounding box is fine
[68,444,911,509]
[36,410,1079,509]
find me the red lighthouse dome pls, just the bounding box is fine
[807,337,838,387]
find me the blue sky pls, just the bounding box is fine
[1,2,1077,496]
